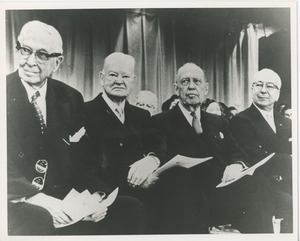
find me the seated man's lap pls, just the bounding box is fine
[8,196,146,235]
[8,202,55,235]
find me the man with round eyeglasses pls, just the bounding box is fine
[7,20,145,235]
[230,68,292,233]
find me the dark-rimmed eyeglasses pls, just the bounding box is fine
[252,81,279,91]
[16,41,62,64]
[136,102,155,110]
[32,159,48,190]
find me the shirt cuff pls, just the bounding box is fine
[234,160,248,170]
[146,152,161,167]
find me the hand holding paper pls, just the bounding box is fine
[153,155,213,176]
[216,153,275,188]
[55,187,119,228]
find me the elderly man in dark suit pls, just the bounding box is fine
[230,68,292,233]
[84,52,160,232]
[146,63,267,234]
[85,52,160,192]
[7,20,145,235]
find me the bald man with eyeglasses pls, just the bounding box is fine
[230,68,292,233]
[7,20,145,235]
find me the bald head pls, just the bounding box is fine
[103,52,135,74]
[135,90,158,115]
[251,68,281,111]
[175,63,208,110]
[253,68,282,90]
[176,63,207,84]
[18,20,63,54]
[100,52,136,103]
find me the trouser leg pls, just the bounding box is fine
[57,196,146,235]
[8,202,55,235]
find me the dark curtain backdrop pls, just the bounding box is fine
[6,8,290,111]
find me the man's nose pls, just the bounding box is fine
[115,75,123,83]
[260,83,268,92]
[187,79,196,89]
[26,52,38,65]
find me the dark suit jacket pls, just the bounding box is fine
[230,104,291,162]
[7,71,107,201]
[229,104,292,183]
[84,93,151,189]
[148,105,246,187]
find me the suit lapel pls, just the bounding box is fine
[7,74,41,140]
[98,94,124,126]
[248,104,277,140]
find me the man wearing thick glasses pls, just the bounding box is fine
[230,68,292,233]
[7,20,145,235]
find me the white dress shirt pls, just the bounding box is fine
[178,102,201,126]
[102,92,126,123]
[21,79,47,125]
[253,102,276,133]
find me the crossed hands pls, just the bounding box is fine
[26,192,108,227]
[127,155,160,189]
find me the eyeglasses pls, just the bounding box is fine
[32,159,48,190]
[252,81,279,91]
[179,78,205,86]
[16,41,62,64]
[136,102,155,110]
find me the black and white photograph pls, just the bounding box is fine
[0,1,298,240]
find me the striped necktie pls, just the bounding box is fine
[191,111,203,134]
[115,107,125,123]
[31,91,46,134]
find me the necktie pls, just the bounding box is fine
[191,111,203,134]
[115,107,125,123]
[31,91,46,134]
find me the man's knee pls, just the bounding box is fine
[8,202,55,235]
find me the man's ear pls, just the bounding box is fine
[275,90,281,102]
[132,74,137,85]
[53,56,64,72]
[99,71,105,87]
[204,82,209,95]
[174,82,179,95]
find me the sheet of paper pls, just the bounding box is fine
[101,187,119,207]
[216,153,275,188]
[57,190,99,228]
[56,187,120,228]
[63,188,80,203]
[153,155,213,176]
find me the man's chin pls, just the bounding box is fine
[19,74,44,87]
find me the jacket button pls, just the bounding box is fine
[18,152,24,158]
[120,142,123,147]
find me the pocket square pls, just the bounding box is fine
[69,127,86,143]
[219,132,224,139]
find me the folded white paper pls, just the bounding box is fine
[55,187,119,228]
[216,153,275,188]
[153,155,213,176]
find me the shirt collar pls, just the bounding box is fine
[178,102,201,126]
[102,91,126,112]
[20,79,48,102]
[253,102,274,119]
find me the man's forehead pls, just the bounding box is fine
[21,29,61,53]
[105,59,134,73]
[254,69,281,86]
[179,66,205,79]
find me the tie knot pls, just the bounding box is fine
[115,107,123,115]
[31,91,41,102]
[191,111,197,119]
